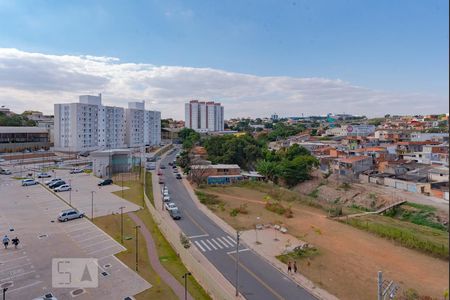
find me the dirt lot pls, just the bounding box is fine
[200,185,449,300]
[293,171,449,223]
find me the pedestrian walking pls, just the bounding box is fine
[287,261,292,274]
[12,237,20,249]
[293,261,298,274]
[2,235,10,249]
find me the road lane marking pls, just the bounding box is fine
[216,237,231,248]
[211,238,223,249]
[194,241,205,252]
[219,237,234,247]
[226,248,250,254]
[206,239,217,250]
[200,240,211,251]
[227,254,284,300]
[226,236,237,244]
[187,234,209,239]
[183,211,209,235]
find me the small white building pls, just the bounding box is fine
[91,149,132,178]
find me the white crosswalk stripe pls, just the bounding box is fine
[192,236,241,252]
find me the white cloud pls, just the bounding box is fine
[0,48,447,119]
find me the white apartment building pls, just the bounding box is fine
[325,124,375,137]
[54,95,161,152]
[185,100,224,132]
[144,110,161,146]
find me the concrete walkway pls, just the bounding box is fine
[129,212,194,300]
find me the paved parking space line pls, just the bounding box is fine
[69,228,99,238]
[77,234,108,244]
[86,244,118,255]
[66,224,94,233]
[210,238,223,249]
[187,234,209,239]
[64,220,88,229]
[6,280,43,294]
[0,270,35,281]
[0,255,27,263]
[0,261,32,273]
[199,240,211,251]
[194,240,205,252]
[80,238,112,250]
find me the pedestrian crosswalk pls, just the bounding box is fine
[192,235,247,253]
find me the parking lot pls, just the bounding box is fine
[0,175,150,299]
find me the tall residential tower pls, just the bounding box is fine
[184,100,224,132]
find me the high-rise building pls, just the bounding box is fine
[185,100,224,132]
[54,95,161,152]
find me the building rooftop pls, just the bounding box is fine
[191,164,240,169]
[0,126,48,133]
[338,156,372,164]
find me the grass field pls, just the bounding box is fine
[342,214,449,259]
[109,175,211,300]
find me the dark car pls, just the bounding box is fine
[168,162,173,166]
[49,180,66,189]
[98,179,113,186]
[175,174,182,179]
[160,164,166,169]
[169,209,181,220]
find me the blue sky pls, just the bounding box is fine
[0,0,448,117]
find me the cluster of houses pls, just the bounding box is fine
[269,124,449,200]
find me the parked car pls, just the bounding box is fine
[157,170,163,176]
[169,209,181,220]
[175,174,182,179]
[98,179,113,186]
[70,168,84,174]
[0,168,11,175]
[79,151,90,157]
[0,158,5,162]
[160,164,166,169]
[45,178,62,185]
[49,180,66,189]
[163,190,169,196]
[58,209,84,222]
[37,172,51,178]
[159,178,164,184]
[163,195,170,202]
[22,179,38,186]
[168,162,173,166]
[164,202,178,211]
[54,184,71,192]
[172,165,177,169]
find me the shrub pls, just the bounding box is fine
[308,188,319,199]
[339,182,352,191]
[195,190,222,205]
[265,201,293,218]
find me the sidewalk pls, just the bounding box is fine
[129,212,194,300]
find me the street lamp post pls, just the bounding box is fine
[135,225,141,272]
[235,231,240,297]
[121,173,124,198]
[182,272,191,300]
[255,216,260,244]
[119,206,125,244]
[91,191,95,221]
[69,178,72,206]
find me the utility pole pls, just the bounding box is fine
[377,271,383,300]
[235,231,240,297]
[91,191,95,221]
[119,206,125,244]
[121,173,124,198]
[182,272,191,300]
[135,225,141,272]
[69,178,72,205]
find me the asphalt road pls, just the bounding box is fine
[159,148,316,300]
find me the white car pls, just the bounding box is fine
[45,178,62,185]
[54,184,71,192]
[0,158,5,162]
[163,190,169,196]
[70,168,84,174]
[22,179,38,186]
[37,172,51,178]
[164,202,178,211]
[163,195,170,202]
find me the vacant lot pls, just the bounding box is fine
[199,184,449,300]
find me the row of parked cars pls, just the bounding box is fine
[162,185,181,220]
